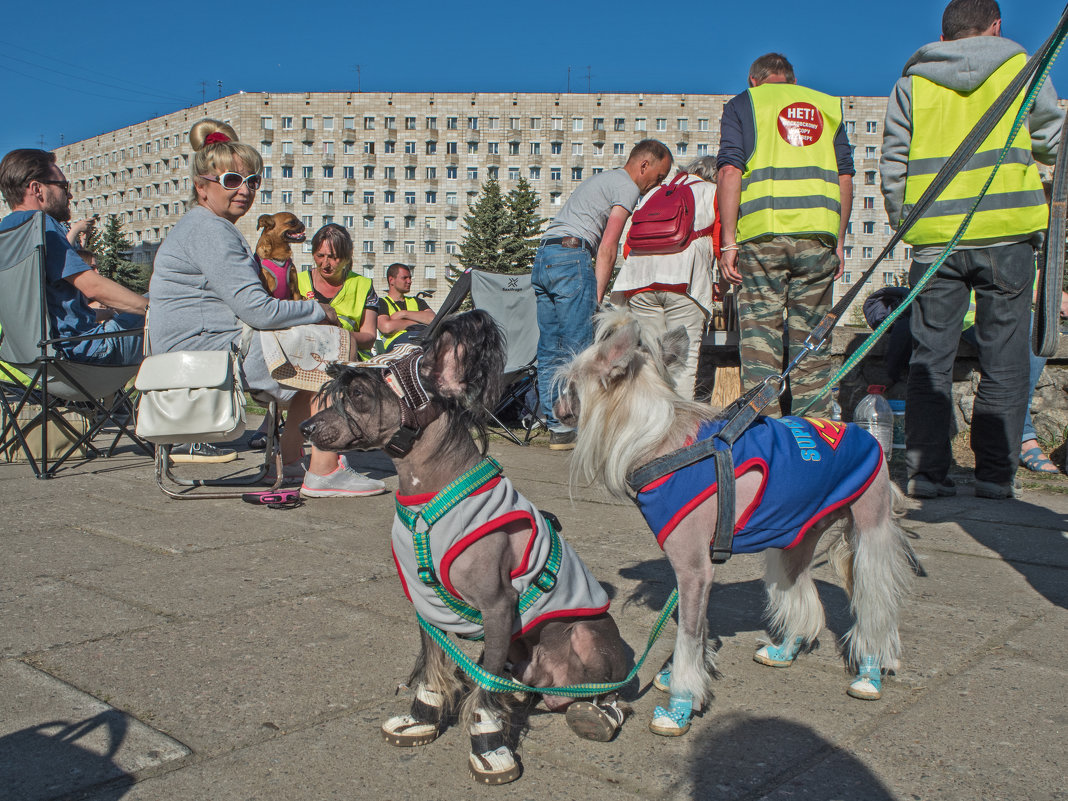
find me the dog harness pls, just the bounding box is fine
[392,457,610,640]
[635,417,883,552]
[258,257,293,300]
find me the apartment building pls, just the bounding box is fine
[37,92,908,303]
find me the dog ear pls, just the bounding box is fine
[257,214,275,231]
[422,311,503,411]
[595,317,643,384]
[660,326,689,371]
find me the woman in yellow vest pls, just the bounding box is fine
[297,224,379,359]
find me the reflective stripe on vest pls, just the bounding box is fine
[381,294,421,350]
[902,54,1048,247]
[738,83,844,244]
[296,269,372,333]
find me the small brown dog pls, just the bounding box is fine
[254,212,305,299]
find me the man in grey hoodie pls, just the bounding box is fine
[880,0,1063,500]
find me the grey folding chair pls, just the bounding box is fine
[470,269,547,445]
[0,212,151,478]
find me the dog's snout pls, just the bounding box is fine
[299,419,316,438]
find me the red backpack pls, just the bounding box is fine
[626,172,716,256]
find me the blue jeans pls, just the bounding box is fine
[906,243,1034,485]
[531,244,596,430]
[67,313,145,366]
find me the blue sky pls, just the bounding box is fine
[1,0,1066,159]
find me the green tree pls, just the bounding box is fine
[460,177,511,272]
[96,214,148,292]
[503,177,546,273]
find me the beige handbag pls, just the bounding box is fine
[134,349,246,444]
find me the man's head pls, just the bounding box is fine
[386,262,414,295]
[625,140,673,194]
[748,53,796,87]
[942,0,1001,40]
[0,149,72,221]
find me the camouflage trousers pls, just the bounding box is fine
[737,236,838,417]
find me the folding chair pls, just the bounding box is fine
[470,269,548,445]
[0,212,151,478]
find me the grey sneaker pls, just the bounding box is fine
[548,429,577,451]
[906,476,957,499]
[300,457,388,498]
[170,442,238,464]
[974,479,1019,499]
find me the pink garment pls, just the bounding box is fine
[259,257,294,300]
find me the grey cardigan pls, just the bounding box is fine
[148,205,326,395]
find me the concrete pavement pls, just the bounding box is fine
[2,432,1066,801]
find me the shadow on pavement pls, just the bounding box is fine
[0,710,134,801]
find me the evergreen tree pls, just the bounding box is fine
[459,177,511,272]
[503,178,546,274]
[96,214,147,292]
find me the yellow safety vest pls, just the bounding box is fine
[902,54,1048,247]
[296,270,374,359]
[380,294,422,350]
[738,83,844,244]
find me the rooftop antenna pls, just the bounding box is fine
[355,64,361,93]
[586,65,592,93]
[217,80,223,98]
[567,66,572,93]
[200,81,207,104]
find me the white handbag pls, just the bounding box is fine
[134,349,246,444]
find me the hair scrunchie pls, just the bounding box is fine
[204,132,231,145]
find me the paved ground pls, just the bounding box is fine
[2,428,1066,801]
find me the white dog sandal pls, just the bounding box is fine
[565,700,626,742]
[468,711,520,784]
[381,685,444,746]
[653,666,671,693]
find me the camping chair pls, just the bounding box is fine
[470,269,547,445]
[0,212,151,478]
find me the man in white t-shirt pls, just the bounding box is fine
[533,139,672,449]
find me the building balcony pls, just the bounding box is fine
[261,129,275,141]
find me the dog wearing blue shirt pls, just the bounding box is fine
[556,308,914,736]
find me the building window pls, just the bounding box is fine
[260,190,272,204]
[302,190,313,204]
[550,142,562,155]
[384,141,396,154]
[530,117,541,130]
[467,167,478,181]
[405,165,416,180]
[863,221,875,234]
[384,116,395,129]
[261,142,272,156]
[863,196,875,209]
[550,167,561,181]
[383,166,395,179]
[864,247,875,259]
[363,240,374,253]
[656,118,667,131]
[425,241,436,253]
[677,118,688,131]
[698,118,710,132]
[343,190,355,204]
[426,166,437,179]
[488,142,499,155]
[321,116,333,130]
[426,116,437,129]
[676,143,687,155]
[404,241,416,254]
[364,116,375,129]
[383,216,394,229]
[550,192,561,205]
[845,246,853,259]
[362,165,373,179]
[404,141,416,154]
[323,141,335,156]
[572,143,583,156]
[446,166,457,180]
[383,240,395,253]
[446,117,458,129]
[364,141,375,154]
[384,190,395,204]
[322,191,334,204]
[363,191,375,204]
[467,117,478,130]
[405,116,417,130]
[865,171,876,185]
[866,145,877,158]
[302,116,314,130]
[446,142,458,155]
[866,121,878,133]
[529,166,541,180]
[302,166,313,179]
[552,117,563,130]
[281,190,293,204]
[467,142,478,154]
[572,118,583,131]
[426,141,437,155]
[426,191,437,204]
[696,144,709,156]
[343,216,355,228]
[405,216,416,229]
[845,120,856,134]
[263,166,272,179]
[445,241,458,254]
[635,118,647,131]
[343,116,355,129]
[343,141,355,155]
[323,165,334,178]
[446,192,457,205]
[405,191,416,204]
[613,143,625,155]
[281,116,293,130]
[571,167,583,181]
[303,142,314,155]
[508,167,520,181]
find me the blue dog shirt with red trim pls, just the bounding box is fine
[636,417,883,553]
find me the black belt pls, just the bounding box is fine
[541,236,596,257]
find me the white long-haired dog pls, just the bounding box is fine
[556,308,913,736]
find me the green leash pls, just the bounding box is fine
[416,587,678,698]
[799,18,1068,413]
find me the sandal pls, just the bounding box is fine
[1020,446,1059,474]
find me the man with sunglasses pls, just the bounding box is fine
[0,149,148,366]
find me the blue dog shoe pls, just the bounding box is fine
[653,666,671,693]
[649,695,693,737]
[754,636,804,668]
[847,655,883,700]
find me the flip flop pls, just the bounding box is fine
[1020,446,1059,474]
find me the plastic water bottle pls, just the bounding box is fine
[854,385,893,459]
[830,387,842,422]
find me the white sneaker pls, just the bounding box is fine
[300,456,387,498]
[169,442,238,464]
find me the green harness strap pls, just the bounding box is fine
[396,456,563,636]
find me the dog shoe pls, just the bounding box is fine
[754,636,803,668]
[649,695,693,737]
[565,700,626,742]
[653,666,671,693]
[847,655,883,701]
